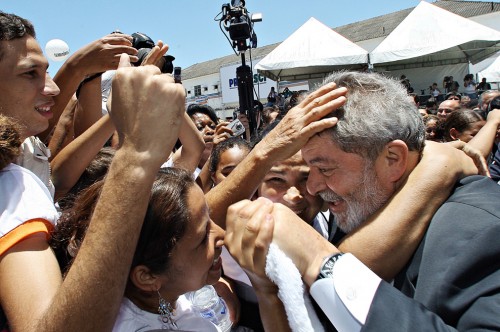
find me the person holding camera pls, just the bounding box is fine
[443,75,459,93]
[430,82,442,102]
[463,73,477,99]
[267,87,278,106]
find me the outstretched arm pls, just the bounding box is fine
[38,34,138,143]
[468,108,500,159]
[50,114,115,201]
[170,113,205,173]
[226,140,480,284]
[0,55,185,332]
[225,198,291,332]
[206,84,347,228]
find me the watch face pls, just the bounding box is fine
[318,254,343,279]
[321,260,336,277]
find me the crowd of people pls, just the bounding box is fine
[1,10,500,332]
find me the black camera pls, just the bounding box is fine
[134,48,175,74]
[131,32,155,49]
[114,32,175,74]
[220,0,261,51]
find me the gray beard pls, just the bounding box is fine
[318,168,390,233]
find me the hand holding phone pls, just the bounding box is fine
[227,119,246,136]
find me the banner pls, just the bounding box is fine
[220,59,277,105]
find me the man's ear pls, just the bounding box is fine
[129,265,161,292]
[381,140,408,183]
[449,128,460,141]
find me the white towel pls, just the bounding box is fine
[265,243,324,332]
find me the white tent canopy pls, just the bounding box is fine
[370,1,500,70]
[478,56,500,83]
[255,17,368,81]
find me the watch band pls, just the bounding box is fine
[316,252,344,281]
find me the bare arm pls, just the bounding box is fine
[73,75,104,138]
[0,55,185,332]
[225,198,291,332]
[38,34,138,142]
[47,95,77,158]
[50,114,115,201]
[468,108,500,159]
[206,84,348,228]
[338,141,477,280]
[226,141,481,286]
[170,113,205,173]
[39,56,185,332]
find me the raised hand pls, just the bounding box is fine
[110,54,185,166]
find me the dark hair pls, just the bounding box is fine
[132,168,193,274]
[57,147,116,210]
[209,136,251,173]
[444,109,484,142]
[423,114,445,142]
[0,115,22,170]
[51,168,194,277]
[426,100,436,108]
[0,12,36,61]
[446,91,462,101]
[464,74,474,81]
[187,104,219,125]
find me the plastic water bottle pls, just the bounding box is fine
[188,285,233,332]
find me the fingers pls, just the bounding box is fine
[141,43,169,67]
[302,86,348,117]
[462,144,490,177]
[226,198,274,278]
[249,214,274,273]
[102,34,134,46]
[118,53,132,68]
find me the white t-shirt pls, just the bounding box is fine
[0,164,58,254]
[100,70,115,116]
[113,296,221,332]
[16,136,54,198]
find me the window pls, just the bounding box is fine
[204,86,208,92]
[194,85,202,97]
[213,84,219,90]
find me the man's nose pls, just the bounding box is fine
[43,75,60,97]
[283,186,303,204]
[306,170,327,196]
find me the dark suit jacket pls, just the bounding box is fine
[363,176,500,331]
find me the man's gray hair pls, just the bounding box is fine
[317,71,425,161]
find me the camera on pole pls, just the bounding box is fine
[216,0,262,136]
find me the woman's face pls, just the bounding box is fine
[212,146,249,186]
[191,112,217,166]
[191,112,216,142]
[456,120,486,143]
[160,185,225,297]
[425,119,438,140]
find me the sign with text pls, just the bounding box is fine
[220,59,277,105]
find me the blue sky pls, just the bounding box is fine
[3,0,432,75]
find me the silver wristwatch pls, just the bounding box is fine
[316,252,344,280]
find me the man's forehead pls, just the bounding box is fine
[270,151,308,171]
[0,36,47,69]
